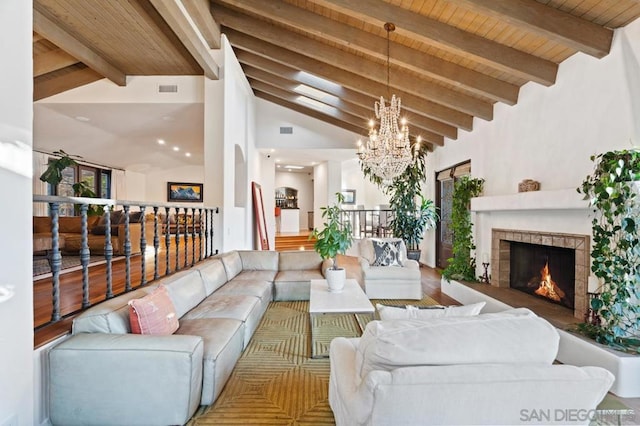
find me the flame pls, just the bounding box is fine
[534,261,565,302]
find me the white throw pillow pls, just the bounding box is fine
[376,302,486,321]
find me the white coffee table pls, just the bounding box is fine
[309,279,375,358]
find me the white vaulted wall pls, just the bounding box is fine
[424,19,640,274]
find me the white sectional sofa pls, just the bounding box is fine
[329,308,615,426]
[48,250,326,426]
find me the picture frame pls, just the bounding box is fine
[167,182,203,202]
[340,189,356,204]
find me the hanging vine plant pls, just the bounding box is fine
[577,148,640,352]
[442,175,484,282]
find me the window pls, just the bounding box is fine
[48,161,112,216]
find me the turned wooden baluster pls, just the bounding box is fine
[123,205,131,292]
[197,208,203,262]
[183,208,189,269]
[103,205,114,299]
[193,208,199,265]
[139,205,147,287]
[153,206,160,280]
[164,207,171,275]
[49,202,62,322]
[175,207,181,271]
[79,204,91,309]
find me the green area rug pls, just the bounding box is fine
[189,296,439,425]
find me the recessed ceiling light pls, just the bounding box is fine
[173,146,180,152]
[157,139,165,145]
[277,164,281,168]
[185,152,191,157]
[284,165,304,169]
[75,116,90,122]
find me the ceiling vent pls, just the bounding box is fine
[279,126,293,134]
[158,84,178,93]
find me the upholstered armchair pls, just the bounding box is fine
[357,238,422,299]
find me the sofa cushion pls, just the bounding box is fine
[219,251,243,280]
[234,270,278,282]
[176,318,244,405]
[376,302,486,320]
[195,259,229,296]
[128,285,179,335]
[72,288,155,334]
[215,280,273,305]
[371,240,403,266]
[160,269,207,318]
[279,250,322,270]
[355,308,559,384]
[238,250,279,271]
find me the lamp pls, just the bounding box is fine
[357,22,413,182]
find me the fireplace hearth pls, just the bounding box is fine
[491,229,589,320]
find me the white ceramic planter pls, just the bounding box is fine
[325,268,346,293]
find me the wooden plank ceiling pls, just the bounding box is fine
[33,0,640,150]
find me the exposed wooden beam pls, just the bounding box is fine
[249,77,444,146]
[181,0,221,49]
[214,6,494,118]
[448,0,613,58]
[149,0,220,80]
[34,66,103,101]
[237,51,460,138]
[309,0,558,86]
[254,91,365,139]
[34,49,79,76]
[33,8,126,86]
[244,64,451,143]
[227,30,478,128]
[214,0,519,104]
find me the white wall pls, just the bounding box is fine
[0,0,34,424]
[144,165,204,203]
[424,19,640,273]
[275,171,314,230]
[124,170,146,201]
[341,158,390,208]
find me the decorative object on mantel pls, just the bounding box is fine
[310,193,353,293]
[576,148,640,353]
[357,22,413,183]
[518,179,540,192]
[442,176,484,282]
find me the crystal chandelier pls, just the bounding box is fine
[357,22,413,182]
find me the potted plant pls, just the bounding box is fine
[385,147,438,261]
[577,148,640,351]
[310,192,353,292]
[442,175,484,282]
[40,150,104,216]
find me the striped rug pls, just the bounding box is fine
[189,296,439,425]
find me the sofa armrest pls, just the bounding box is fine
[49,333,203,426]
[401,259,419,269]
[358,257,371,271]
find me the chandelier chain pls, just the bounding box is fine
[357,22,413,183]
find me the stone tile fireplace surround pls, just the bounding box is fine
[491,228,590,320]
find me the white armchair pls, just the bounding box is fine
[357,238,422,299]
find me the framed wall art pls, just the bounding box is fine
[167,182,203,202]
[340,189,356,204]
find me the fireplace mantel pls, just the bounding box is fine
[471,188,588,212]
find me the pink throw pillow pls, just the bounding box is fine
[128,285,179,335]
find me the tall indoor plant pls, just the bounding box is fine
[578,149,640,351]
[364,144,438,261]
[442,175,484,281]
[311,192,353,292]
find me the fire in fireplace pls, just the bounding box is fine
[509,242,575,310]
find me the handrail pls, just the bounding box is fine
[33,195,220,329]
